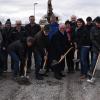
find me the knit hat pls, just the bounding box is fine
[95,17,100,23]
[5,19,11,25]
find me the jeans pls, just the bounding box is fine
[9,52,20,77]
[1,49,8,71]
[90,52,99,74]
[1,49,14,71]
[27,48,33,70]
[80,46,90,75]
[0,49,3,75]
[34,51,42,75]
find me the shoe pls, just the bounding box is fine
[27,68,31,73]
[35,75,44,80]
[12,75,19,81]
[39,73,49,77]
[3,70,7,73]
[3,68,8,72]
[80,75,86,79]
[67,71,71,74]
[59,73,66,77]
[54,74,62,80]
[75,64,80,71]
[0,75,3,80]
[75,68,80,71]
[87,77,95,83]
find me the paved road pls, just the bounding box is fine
[0,70,100,100]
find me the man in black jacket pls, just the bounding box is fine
[51,24,69,80]
[8,37,33,78]
[10,20,27,71]
[11,20,27,42]
[1,19,12,71]
[25,16,41,72]
[33,25,49,80]
[85,17,94,69]
[88,17,100,77]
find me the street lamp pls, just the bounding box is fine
[34,3,38,18]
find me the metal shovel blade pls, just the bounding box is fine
[51,60,58,66]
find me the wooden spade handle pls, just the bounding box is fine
[58,47,73,63]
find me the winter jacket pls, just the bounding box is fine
[25,23,41,37]
[75,26,91,48]
[90,26,100,53]
[70,22,77,42]
[1,27,13,49]
[85,24,94,33]
[10,27,27,43]
[48,22,59,40]
[33,31,49,56]
[51,30,69,60]
[70,22,77,31]
[8,40,28,61]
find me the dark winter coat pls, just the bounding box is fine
[70,22,77,42]
[1,27,12,49]
[51,30,69,60]
[85,24,94,33]
[75,26,91,48]
[25,23,41,37]
[90,26,100,53]
[10,27,27,43]
[33,31,49,56]
[48,22,59,40]
[8,40,28,61]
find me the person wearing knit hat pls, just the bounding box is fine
[5,19,11,26]
[1,19,12,72]
[32,24,49,80]
[87,17,100,81]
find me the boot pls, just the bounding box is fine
[35,74,44,80]
[54,73,62,80]
[59,72,66,77]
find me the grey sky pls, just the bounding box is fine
[0,0,100,24]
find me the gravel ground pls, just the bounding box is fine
[0,70,100,100]
[0,56,100,100]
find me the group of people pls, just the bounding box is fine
[0,15,100,81]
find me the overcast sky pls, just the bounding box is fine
[0,0,100,24]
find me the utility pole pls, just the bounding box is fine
[34,3,38,18]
